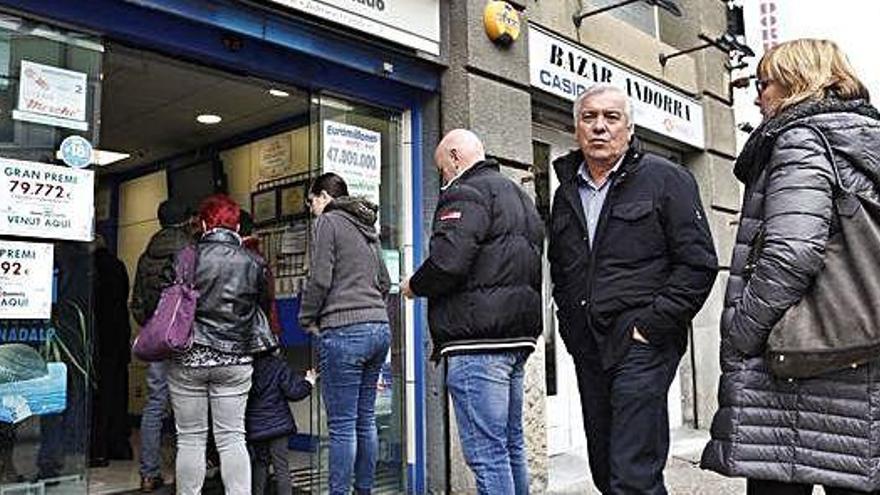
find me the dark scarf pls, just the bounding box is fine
[734,97,880,184]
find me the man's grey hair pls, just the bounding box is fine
[572,84,634,129]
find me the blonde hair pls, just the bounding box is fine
[758,39,869,116]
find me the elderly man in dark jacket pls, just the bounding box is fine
[402,129,544,495]
[549,84,717,494]
[129,199,193,492]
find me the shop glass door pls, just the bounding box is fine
[310,94,407,494]
[0,14,102,494]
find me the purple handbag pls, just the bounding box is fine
[132,245,199,362]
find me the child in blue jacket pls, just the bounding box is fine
[246,350,316,495]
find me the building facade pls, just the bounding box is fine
[440,0,740,492]
[0,0,739,493]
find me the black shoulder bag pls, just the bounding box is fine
[765,124,880,378]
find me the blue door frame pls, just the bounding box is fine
[0,0,434,491]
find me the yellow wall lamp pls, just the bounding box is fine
[484,1,522,47]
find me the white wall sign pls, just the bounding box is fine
[528,25,706,148]
[322,121,382,205]
[0,158,95,241]
[0,241,54,320]
[268,0,440,55]
[257,135,293,181]
[13,60,89,131]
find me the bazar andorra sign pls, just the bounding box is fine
[529,25,705,148]
[269,0,440,55]
[0,158,94,242]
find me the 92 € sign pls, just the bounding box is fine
[0,241,53,320]
[0,158,94,241]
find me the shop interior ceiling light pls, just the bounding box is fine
[269,88,290,97]
[92,149,131,166]
[196,114,222,124]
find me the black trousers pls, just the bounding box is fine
[250,435,291,495]
[90,358,131,460]
[573,340,682,495]
[747,479,880,495]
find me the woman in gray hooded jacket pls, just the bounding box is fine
[701,39,880,494]
[300,172,391,495]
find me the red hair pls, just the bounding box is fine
[199,194,240,231]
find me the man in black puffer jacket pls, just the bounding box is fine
[549,85,717,494]
[403,129,544,495]
[129,199,193,491]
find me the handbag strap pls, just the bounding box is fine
[175,244,198,285]
[745,124,842,277]
[785,123,844,195]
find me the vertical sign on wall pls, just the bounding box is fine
[322,121,382,206]
[759,1,779,50]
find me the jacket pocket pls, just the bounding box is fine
[604,200,662,259]
[610,200,654,222]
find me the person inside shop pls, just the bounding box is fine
[299,173,391,495]
[90,234,133,467]
[239,209,281,335]
[130,198,195,492]
[246,349,316,495]
[167,194,277,495]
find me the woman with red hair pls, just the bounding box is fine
[167,194,277,495]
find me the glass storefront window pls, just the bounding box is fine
[0,10,415,492]
[312,94,407,494]
[0,14,102,494]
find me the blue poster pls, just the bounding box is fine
[0,343,67,424]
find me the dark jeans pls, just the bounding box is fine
[319,322,391,495]
[140,360,169,478]
[747,479,880,495]
[573,340,682,495]
[251,435,290,495]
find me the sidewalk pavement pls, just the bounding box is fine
[547,427,747,495]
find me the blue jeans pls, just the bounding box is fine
[319,322,391,495]
[139,361,169,478]
[446,351,530,495]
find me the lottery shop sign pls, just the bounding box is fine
[0,241,53,320]
[0,158,94,241]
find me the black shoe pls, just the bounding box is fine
[140,475,165,493]
[89,457,109,468]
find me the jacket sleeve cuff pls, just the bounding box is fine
[410,259,460,298]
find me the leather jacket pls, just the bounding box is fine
[188,228,275,355]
